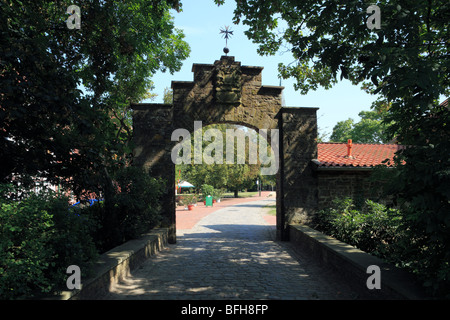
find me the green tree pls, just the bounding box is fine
[261,174,276,191]
[163,87,174,104]
[176,124,262,197]
[1,0,190,198]
[218,0,449,104]
[329,119,354,143]
[217,0,448,143]
[217,0,450,296]
[226,163,260,197]
[0,185,98,299]
[329,109,392,143]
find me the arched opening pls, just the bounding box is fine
[132,55,319,245]
[171,122,278,241]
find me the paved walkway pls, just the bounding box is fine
[99,193,357,300]
[175,191,277,230]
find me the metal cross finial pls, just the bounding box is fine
[220,25,233,55]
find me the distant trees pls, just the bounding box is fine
[175,124,272,197]
[329,109,393,144]
[163,87,174,104]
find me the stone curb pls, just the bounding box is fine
[54,228,169,300]
[289,224,429,300]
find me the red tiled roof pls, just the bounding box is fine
[440,98,448,109]
[317,143,404,168]
[315,99,446,168]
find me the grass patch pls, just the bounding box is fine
[264,204,276,216]
[222,192,258,198]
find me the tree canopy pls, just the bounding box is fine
[1,0,190,196]
[216,0,450,296]
[216,0,449,120]
[329,109,393,143]
[175,123,264,197]
[216,0,449,143]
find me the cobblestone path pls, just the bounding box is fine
[100,198,357,300]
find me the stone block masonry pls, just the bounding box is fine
[278,107,319,239]
[317,169,384,210]
[132,55,320,242]
[289,224,429,299]
[56,228,169,300]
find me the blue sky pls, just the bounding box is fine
[149,0,379,140]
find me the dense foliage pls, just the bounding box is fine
[1,1,187,298]
[385,141,450,297]
[0,166,163,299]
[315,197,450,298]
[329,109,394,143]
[0,185,97,299]
[314,198,404,261]
[89,167,164,252]
[1,0,190,197]
[217,0,449,298]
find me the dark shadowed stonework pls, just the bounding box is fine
[132,56,319,243]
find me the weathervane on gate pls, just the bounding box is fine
[220,25,233,55]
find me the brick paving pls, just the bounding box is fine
[175,191,276,230]
[99,192,357,300]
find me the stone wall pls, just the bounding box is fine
[278,107,318,240]
[289,224,428,299]
[317,169,387,210]
[59,228,169,300]
[171,56,282,131]
[132,55,320,242]
[132,104,176,243]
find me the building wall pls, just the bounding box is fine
[317,169,387,210]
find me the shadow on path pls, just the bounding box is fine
[99,199,358,300]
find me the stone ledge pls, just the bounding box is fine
[289,224,429,300]
[52,228,169,300]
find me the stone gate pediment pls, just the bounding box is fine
[132,55,319,243]
[171,56,284,131]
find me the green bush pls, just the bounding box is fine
[0,168,164,299]
[314,197,450,298]
[212,188,224,200]
[90,167,164,252]
[180,194,194,207]
[201,184,214,200]
[314,198,403,261]
[113,167,163,239]
[0,185,97,299]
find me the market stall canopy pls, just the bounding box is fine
[178,181,195,188]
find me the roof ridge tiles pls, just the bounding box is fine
[316,142,403,168]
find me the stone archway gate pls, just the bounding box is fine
[132,56,318,244]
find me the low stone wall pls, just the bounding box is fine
[289,224,428,300]
[55,228,169,300]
